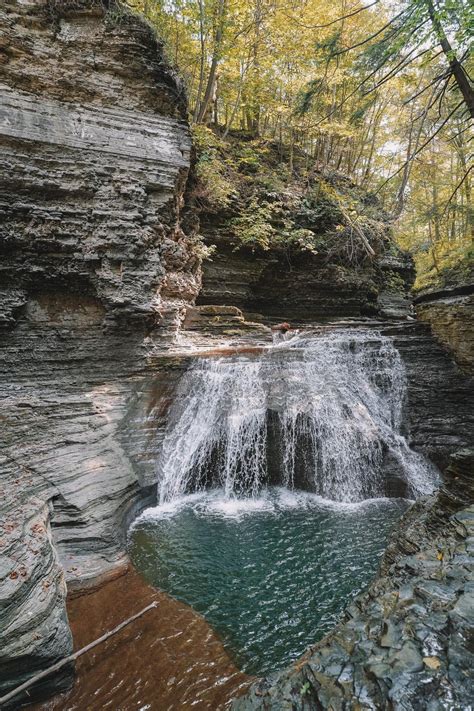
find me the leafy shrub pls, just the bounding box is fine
[231,197,317,252]
[297,181,343,232]
[192,128,392,263]
[230,197,277,249]
[235,145,263,174]
[384,271,407,294]
[192,126,235,211]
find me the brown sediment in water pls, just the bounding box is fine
[30,567,251,710]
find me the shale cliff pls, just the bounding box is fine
[198,240,413,322]
[0,0,199,702]
[415,284,474,375]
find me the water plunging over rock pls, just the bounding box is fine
[157,329,438,504]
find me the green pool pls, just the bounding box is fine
[129,488,408,676]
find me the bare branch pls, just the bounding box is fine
[361,43,435,98]
[281,1,379,31]
[403,62,450,105]
[331,7,414,58]
[411,73,453,123]
[441,166,473,216]
[304,23,430,128]
[376,100,464,194]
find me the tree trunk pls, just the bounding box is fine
[196,0,227,124]
[223,58,250,138]
[193,0,207,122]
[424,0,474,118]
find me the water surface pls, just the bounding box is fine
[130,488,409,676]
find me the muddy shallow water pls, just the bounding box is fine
[31,568,250,711]
[29,493,409,710]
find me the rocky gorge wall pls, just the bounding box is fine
[0,0,200,703]
[0,0,200,328]
[415,284,474,375]
[198,237,414,322]
[197,236,375,321]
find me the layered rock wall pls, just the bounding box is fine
[0,0,200,329]
[386,322,474,471]
[415,285,474,375]
[0,0,199,702]
[198,231,414,322]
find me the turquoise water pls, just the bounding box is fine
[129,488,409,676]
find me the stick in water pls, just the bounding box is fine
[0,601,158,707]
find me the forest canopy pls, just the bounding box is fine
[126,0,473,289]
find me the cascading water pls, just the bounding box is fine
[156,329,438,504]
[131,328,439,675]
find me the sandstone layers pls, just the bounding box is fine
[416,284,474,375]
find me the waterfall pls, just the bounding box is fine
[156,330,438,504]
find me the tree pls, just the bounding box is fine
[127,0,473,287]
[422,0,473,117]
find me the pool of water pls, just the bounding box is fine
[129,488,409,676]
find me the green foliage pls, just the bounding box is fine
[229,196,318,253]
[254,169,289,195]
[384,271,408,294]
[296,180,388,263]
[189,234,217,261]
[300,681,311,696]
[295,79,324,117]
[235,144,265,175]
[230,197,277,250]
[410,241,474,291]
[192,126,235,212]
[298,182,343,232]
[192,129,391,261]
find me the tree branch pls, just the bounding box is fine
[0,602,158,707]
[442,166,473,216]
[331,7,414,58]
[376,100,464,194]
[282,1,379,31]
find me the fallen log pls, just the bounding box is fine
[0,600,158,707]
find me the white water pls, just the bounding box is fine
[156,329,438,505]
[138,487,410,524]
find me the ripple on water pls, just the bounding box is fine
[129,488,409,676]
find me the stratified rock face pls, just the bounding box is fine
[0,500,73,705]
[0,0,200,328]
[386,322,474,471]
[415,285,474,375]
[233,449,474,711]
[198,235,414,321]
[0,0,199,703]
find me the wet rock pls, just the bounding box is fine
[386,322,474,470]
[233,450,474,711]
[415,286,474,374]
